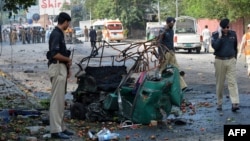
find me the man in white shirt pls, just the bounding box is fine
[238,24,250,77]
[202,25,211,53]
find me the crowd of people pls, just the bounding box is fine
[0,24,105,46]
[1,26,53,45]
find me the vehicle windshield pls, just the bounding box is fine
[106,24,122,30]
[149,27,163,35]
[174,18,196,33]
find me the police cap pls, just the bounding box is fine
[220,18,229,28]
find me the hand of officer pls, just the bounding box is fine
[218,28,222,38]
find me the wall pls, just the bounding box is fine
[197,18,220,35]
[231,18,244,42]
[197,18,244,43]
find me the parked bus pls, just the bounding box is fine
[93,19,124,42]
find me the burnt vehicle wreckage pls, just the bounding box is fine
[70,39,184,124]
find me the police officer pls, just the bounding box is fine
[211,18,239,112]
[32,28,37,43]
[158,17,189,91]
[26,28,31,44]
[41,28,46,43]
[47,12,74,139]
[89,26,98,55]
[20,27,26,44]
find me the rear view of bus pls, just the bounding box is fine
[103,19,124,42]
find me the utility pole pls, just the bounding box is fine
[158,0,160,24]
[176,0,178,18]
[81,0,85,21]
[89,0,92,26]
[90,8,92,26]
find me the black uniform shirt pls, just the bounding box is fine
[89,29,97,41]
[48,27,68,61]
[162,28,175,51]
[211,30,238,58]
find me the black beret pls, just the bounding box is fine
[220,18,229,28]
[166,17,176,23]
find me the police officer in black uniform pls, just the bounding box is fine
[211,18,240,112]
[158,17,188,91]
[47,12,74,139]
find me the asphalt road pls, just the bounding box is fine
[0,40,249,141]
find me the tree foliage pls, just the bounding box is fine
[83,0,250,22]
[2,0,250,27]
[59,0,250,38]
[85,0,159,29]
[181,0,250,21]
[0,0,36,18]
[61,0,84,26]
[160,0,181,18]
[221,0,250,20]
[83,0,250,38]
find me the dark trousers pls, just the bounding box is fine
[90,41,96,48]
[90,41,98,56]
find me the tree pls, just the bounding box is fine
[61,0,86,27]
[0,0,36,18]
[181,0,250,21]
[160,0,179,18]
[181,0,228,19]
[81,0,250,38]
[85,0,159,29]
[219,0,250,20]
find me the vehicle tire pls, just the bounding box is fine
[196,47,201,54]
[70,102,86,120]
[188,49,192,53]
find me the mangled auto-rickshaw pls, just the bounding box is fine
[70,40,184,124]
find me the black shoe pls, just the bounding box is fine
[217,105,222,111]
[94,49,99,55]
[182,87,193,92]
[179,71,185,77]
[232,104,240,112]
[51,132,70,139]
[62,130,74,136]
